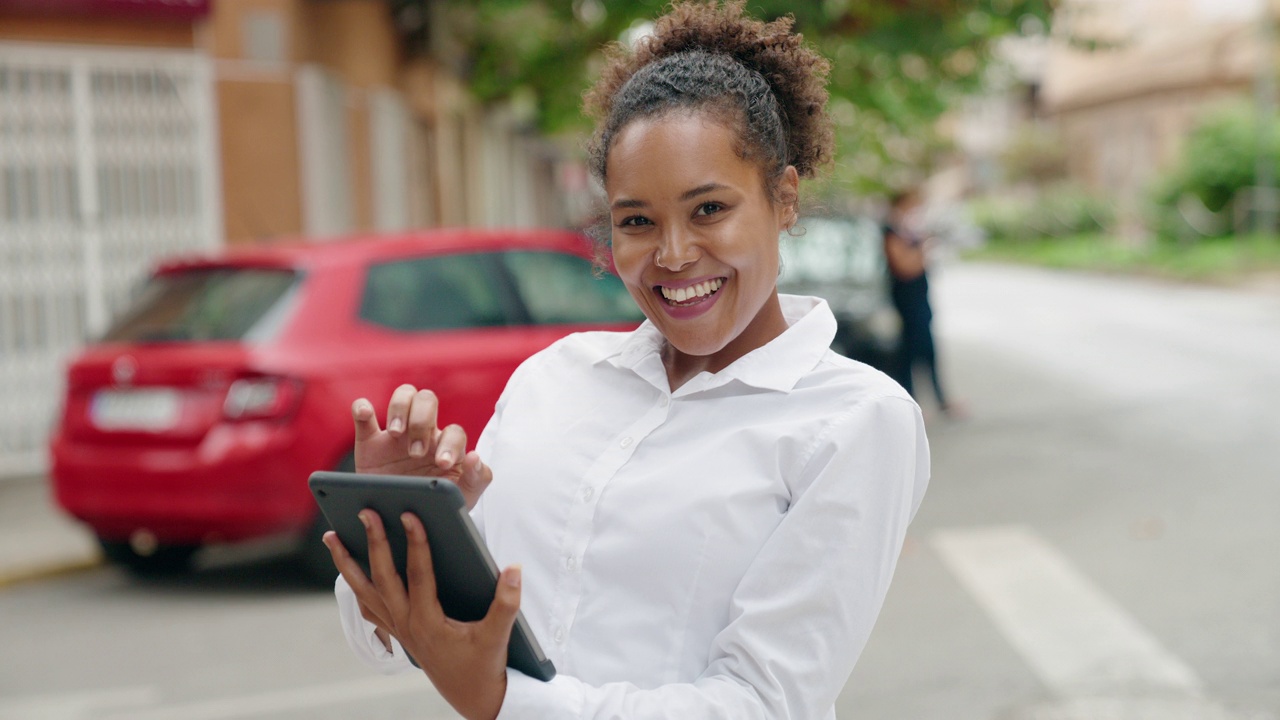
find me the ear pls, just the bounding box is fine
[776,165,800,231]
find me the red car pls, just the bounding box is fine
[50,228,642,582]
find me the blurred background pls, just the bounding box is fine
[0,1,1277,719]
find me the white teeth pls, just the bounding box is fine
[660,279,724,303]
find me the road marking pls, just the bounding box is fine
[95,673,456,720]
[932,525,1204,697]
[0,686,159,720]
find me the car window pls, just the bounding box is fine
[781,217,885,285]
[500,251,644,325]
[360,254,508,331]
[102,267,300,343]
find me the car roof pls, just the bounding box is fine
[154,227,598,274]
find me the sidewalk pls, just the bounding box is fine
[0,475,101,587]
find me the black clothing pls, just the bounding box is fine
[883,223,947,408]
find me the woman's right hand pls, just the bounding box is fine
[351,384,493,510]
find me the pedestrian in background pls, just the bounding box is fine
[883,188,964,418]
[322,2,930,719]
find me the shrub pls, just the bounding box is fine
[970,183,1114,243]
[1151,101,1280,239]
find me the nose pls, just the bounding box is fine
[655,228,699,271]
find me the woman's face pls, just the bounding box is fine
[605,112,798,369]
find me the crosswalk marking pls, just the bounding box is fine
[932,525,1203,697]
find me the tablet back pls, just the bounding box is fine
[308,471,555,681]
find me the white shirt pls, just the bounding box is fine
[336,295,930,719]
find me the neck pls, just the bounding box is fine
[661,293,789,391]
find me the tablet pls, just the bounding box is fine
[308,471,556,682]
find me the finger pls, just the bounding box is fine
[361,510,409,620]
[323,531,392,628]
[400,512,445,623]
[456,452,493,509]
[480,564,522,646]
[404,389,440,459]
[351,398,381,442]
[434,424,467,471]
[385,384,419,436]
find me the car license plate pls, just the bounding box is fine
[90,388,181,430]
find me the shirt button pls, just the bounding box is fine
[660,396,669,407]
[554,628,565,644]
[620,436,633,448]
[565,555,577,571]
[582,486,595,501]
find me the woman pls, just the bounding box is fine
[324,3,930,718]
[882,188,956,415]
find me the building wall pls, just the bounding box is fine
[1056,83,1251,204]
[1043,0,1272,221]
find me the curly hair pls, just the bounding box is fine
[584,0,834,201]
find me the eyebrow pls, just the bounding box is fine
[610,182,731,211]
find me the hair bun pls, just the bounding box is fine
[585,0,833,178]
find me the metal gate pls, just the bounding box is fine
[0,42,221,479]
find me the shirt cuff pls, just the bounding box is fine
[495,668,583,720]
[334,575,415,675]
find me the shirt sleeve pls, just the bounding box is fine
[334,574,417,675]
[496,391,931,719]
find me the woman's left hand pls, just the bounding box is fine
[324,510,520,720]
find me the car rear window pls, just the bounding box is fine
[782,217,885,285]
[102,267,301,343]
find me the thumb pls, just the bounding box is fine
[351,398,381,443]
[482,565,522,645]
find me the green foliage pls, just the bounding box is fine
[970,183,1114,243]
[1151,102,1280,239]
[423,0,1055,189]
[968,232,1280,283]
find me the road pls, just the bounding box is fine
[2,261,1276,720]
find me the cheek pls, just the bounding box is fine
[609,238,648,285]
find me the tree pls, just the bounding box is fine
[397,0,1055,192]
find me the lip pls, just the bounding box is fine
[651,276,727,320]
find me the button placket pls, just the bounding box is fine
[547,403,668,661]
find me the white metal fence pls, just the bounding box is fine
[0,42,221,479]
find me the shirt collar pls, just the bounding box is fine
[596,294,837,396]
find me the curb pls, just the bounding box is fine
[0,554,102,590]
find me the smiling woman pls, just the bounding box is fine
[326,3,930,719]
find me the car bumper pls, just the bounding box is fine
[50,421,323,545]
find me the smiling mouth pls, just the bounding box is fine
[658,278,725,306]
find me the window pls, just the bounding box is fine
[102,267,300,343]
[360,254,507,331]
[781,217,885,285]
[501,251,643,325]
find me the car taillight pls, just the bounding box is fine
[222,377,303,421]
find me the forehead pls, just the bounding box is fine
[605,112,763,198]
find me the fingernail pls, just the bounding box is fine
[359,511,371,529]
[438,450,453,466]
[401,513,413,533]
[504,565,522,588]
[389,417,404,433]
[409,441,425,457]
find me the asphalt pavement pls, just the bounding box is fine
[0,474,101,587]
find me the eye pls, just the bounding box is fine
[693,202,724,217]
[617,215,652,227]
